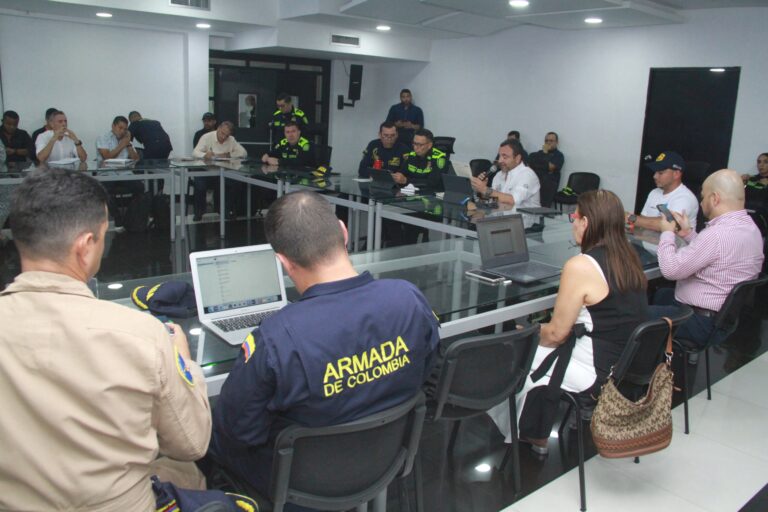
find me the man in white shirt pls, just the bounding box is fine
[35,111,87,163]
[192,121,247,160]
[626,151,699,232]
[471,138,540,208]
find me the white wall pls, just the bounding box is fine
[327,7,768,209]
[0,13,209,157]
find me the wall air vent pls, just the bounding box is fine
[331,34,360,47]
[170,0,210,10]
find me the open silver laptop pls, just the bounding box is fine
[190,244,288,345]
[475,214,562,284]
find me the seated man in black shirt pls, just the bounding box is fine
[261,121,316,168]
[358,121,409,176]
[1,111,34,164]
[529,131,564,186]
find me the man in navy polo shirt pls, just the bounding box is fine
[385,89,424,146]
[208,191,441,495]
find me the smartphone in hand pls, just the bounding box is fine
[656,203,680,230]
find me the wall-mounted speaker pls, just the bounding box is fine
[348,64,363,101]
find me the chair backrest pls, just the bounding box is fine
[612,305,693,389]
[270,392,426,512]
[566,172,600,195]
[711,274,768,342]
[469,158,492,176]
[430,325,540,421]
[315,144,332,167]
[433,136,456,157]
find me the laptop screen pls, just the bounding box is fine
[477,214,528,267]
[196,249,282,314]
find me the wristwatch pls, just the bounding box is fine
[627,214,637,223]
[74,140,83,146]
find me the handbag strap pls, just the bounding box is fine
[661,316,673,365]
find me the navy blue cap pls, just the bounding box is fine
[646,151,685,172]
[131,281,197,318]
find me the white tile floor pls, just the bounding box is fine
[502,351,768,512]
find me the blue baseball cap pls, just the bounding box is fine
[646,151,685,173]
[131,281,197,318]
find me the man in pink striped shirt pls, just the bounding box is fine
[650,169,764,347]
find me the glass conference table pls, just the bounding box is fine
[97,225,663,397]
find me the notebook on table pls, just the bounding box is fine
[475,214,562,284]
[189,244,288,346]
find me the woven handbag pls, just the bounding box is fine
[590,318,674,458]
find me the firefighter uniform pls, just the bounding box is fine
[209,271,441,495]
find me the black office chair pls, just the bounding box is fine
[315,144,333,167]
[682,161,711,231]
[422,325,539,496]
[219,392,426,512]
[674,274,768,434]
[469,158,492,177]
[552,172,600,210]
[432,136,456,160]
[557,306,692,512]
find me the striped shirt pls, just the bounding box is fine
[657,209,764,311]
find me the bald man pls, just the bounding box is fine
[650,169,764,347]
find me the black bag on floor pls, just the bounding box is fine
[151,194,171,230]
[124,192,152,232]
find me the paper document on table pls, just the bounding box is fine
[400,184,418,196]
[48,158,80,165]
[353,178,372,182]
[104,158,133,165]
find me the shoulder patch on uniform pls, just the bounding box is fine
[242,333,256,363]
[436,157,446,170]
[174,346,195,387]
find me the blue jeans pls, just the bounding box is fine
[648,288,724,348]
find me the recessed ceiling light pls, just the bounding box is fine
[709,68,726,72]
[196,23,211,29]
[509,0,530,7]
[474,463,492,473]
[585,17,603,24]
[107,283,123,290]
[376,25,391,31]
[189,328,202,336]
[96,12,112,18]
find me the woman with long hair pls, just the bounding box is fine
[490,189,649,454]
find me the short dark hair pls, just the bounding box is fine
[112,115,128,126]
[276,93,292,103]
[10,169,109,262]
[2,110,19,121]
[264,191,345,269]
[284,121,301,131]
[546,131,559,142]
[379,121,396,131]
[400,89,411,95]
[45,108,60,122]
[499,138,524,158]
[507,130,520,139]
[128,111,141,118]
[413,128,433,142]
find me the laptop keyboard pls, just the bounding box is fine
[213,310,276,332]
[496,261,560,278]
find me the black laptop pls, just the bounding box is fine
[475,214,562,284]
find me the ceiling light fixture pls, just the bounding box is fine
[96,12,113,18]
[196,23,211,29]
[474,463,492,473]
[585,17,603,24]
[509,0,530,7]
[376,25,391,31]
[709,68,726,72]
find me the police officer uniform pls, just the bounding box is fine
[268,136,317,168]
[358,139,410,176]
[209,271,441,495]
[0,271,211,511]
[270,107,309,144]
[401,147,452,190]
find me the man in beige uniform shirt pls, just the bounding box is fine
[192,121,247,160]
[0,169,212,511]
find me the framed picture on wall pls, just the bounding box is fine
[238,93,258,128]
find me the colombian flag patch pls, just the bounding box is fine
[242,333,256,363]
[175,346,194,387]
